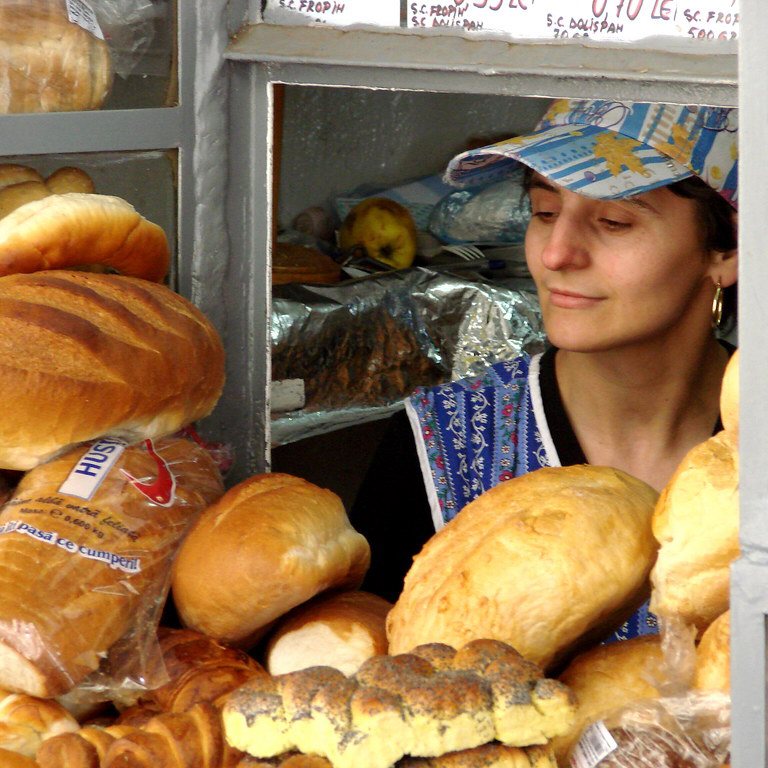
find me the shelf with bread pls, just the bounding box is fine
[0,370,738,766]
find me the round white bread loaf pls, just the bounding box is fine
[693,610,730,694]
[386,465,659,671]
[265,590,392,676]
[720,347,739,434]
[551,635,668,763]
[0,0,113,113]
[0,193,170,281]
[0,271,225,470]
[649,430,738,633]
[171,473,372,648]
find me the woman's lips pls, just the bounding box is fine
[547,288,602,309]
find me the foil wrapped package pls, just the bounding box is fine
[271,268,545,446]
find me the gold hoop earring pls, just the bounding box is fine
[711,280,724,329]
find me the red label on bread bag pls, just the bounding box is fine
[120,439,177,506]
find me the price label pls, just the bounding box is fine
[66,0,104,40]
[406,0,739,42]
[570,721,618,768]
[264,0,401,27]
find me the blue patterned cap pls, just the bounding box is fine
[444,99,738,209]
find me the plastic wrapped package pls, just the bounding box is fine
[568,692,731,768]
[428,167,531,245]
[0,435,224,708]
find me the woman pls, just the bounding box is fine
[350,99,738,642]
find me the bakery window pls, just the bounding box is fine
[0,0,177,115]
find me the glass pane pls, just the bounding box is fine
[0,0,177,114]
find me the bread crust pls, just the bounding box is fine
[172,474,371,648]
[0,271,224,470]
[650,430,739,632]
[387,466,659,670]
[0,194,170,281]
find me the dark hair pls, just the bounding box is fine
[667,176,737,331]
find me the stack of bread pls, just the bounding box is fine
[0,156,240,765]
[550,350,740,767]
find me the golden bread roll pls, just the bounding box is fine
[387,465,659,670]
[0,435,224,697]
[0,271,224,470]
[36,723,135,767]
[720,347,739,434]
[0,747,39,767]
[551,635,668,762]
[139,628,267,713]
[0,180,51,219]
[265,590,392,676]
[171,473,371,647]
[694,610,730,693]
[0,193,170,281]
[0,0,112,113]
[44,166,95,195]
[399,742,557,767]
[0,164,45,191]
[650,430,738,633]
[0,689,78,757]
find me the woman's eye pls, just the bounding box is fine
[532,210,557,222]
[600,218,631,230]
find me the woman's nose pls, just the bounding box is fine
[538,216,590,271]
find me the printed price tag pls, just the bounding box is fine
[66,0,105,40]
[406,0,739,42]
[264,0,401,27]
[570,721,618,768]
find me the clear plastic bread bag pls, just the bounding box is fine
[0,435,225,711]
[567,691,731,768]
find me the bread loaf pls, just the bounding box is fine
[0,0,113,113]
[0,194,170,281]
[140,628,268,713]
[0,688,79,757]
[551,635,668,762]
[650,430,739,633]
[387,465,659,670]
[272,243,342,285]
[0,435,224,697]
[0,271,224,470]
[171,473,371,647]
[693,611,730,694]
[223,638,576,768]
[265,590,392,676]
[0,747,40,767]
[720,348,738,434]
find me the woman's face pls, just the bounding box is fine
[525,173,722,353]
